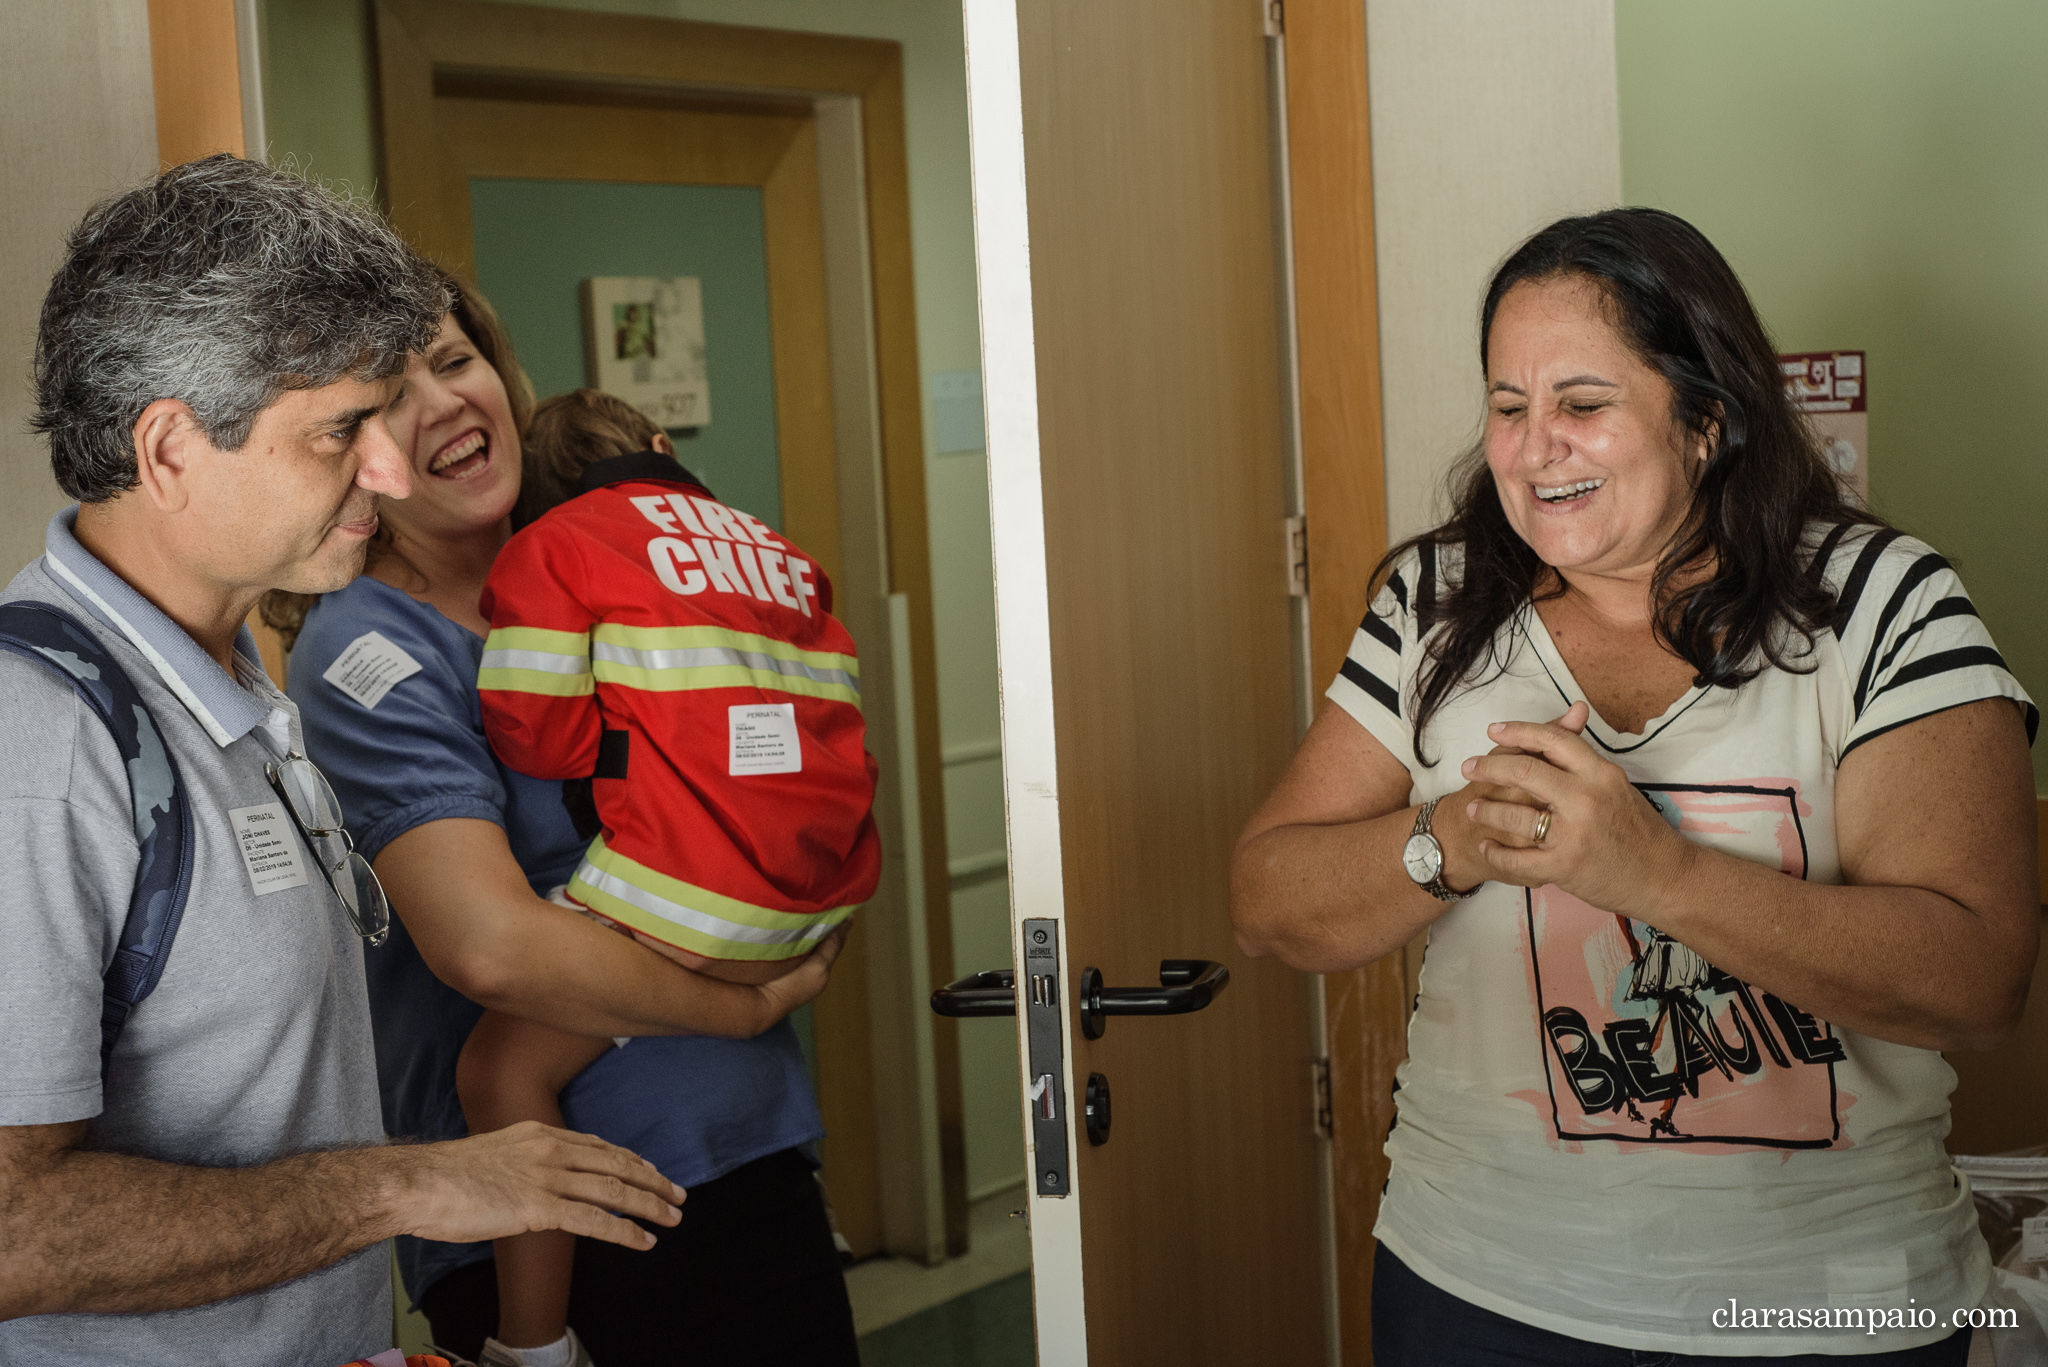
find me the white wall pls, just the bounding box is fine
[1364,0,1621,542]
[0,2,160,580]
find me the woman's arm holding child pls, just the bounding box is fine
[376,818,840,1039]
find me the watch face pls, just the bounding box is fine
[1402,832,1442,885]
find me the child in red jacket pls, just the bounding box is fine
[461,390,879,1367]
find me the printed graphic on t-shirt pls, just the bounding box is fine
[1524,782,1848,1151]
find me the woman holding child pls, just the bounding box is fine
[270,278,864,1366]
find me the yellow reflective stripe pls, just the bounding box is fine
[478,667,595,697]
[588,623,860,706]
[568,837,856,962]
[479,626,592,695]
[590,659,860,707]
[593,623,857,681]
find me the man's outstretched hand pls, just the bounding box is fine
[390,1121,685,1250]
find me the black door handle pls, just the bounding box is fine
[1078,960,1229,1039]
[930,960,1231,1037]
[930,968,1017,1017]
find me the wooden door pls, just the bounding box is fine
[964,0,1327,1360]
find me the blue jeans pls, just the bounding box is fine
[1372,1246,1973,1367]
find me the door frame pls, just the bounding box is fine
[370,0,969,1265]
[148,0,291,683]
[421,96,841,587]
[956,1,1088,1356]
[1279,2,1401,1363]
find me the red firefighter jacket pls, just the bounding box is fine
[477,451,879,962]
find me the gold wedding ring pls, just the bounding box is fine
[1532,810,1552,845]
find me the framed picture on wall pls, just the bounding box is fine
[580,276,712,428]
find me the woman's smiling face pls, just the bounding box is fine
[1484,276,1707,583]
[380,313,521,542]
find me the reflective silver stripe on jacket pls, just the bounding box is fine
[574,858,841,946]
[478,648,590,675]
[590,641,859,694]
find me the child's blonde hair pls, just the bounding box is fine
[516,388,667,527]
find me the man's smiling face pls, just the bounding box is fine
[180,373,415,596]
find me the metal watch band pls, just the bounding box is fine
[1413,797,1476,902]
[1409,797,1438,841]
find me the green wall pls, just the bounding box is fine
[261,0,379,195]
[470,178,782,527]
[1617,1,2048,791]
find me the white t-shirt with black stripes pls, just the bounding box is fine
[1326,526,2036,1355]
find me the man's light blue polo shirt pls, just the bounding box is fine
[0,509,391,1365]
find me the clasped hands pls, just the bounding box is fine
[1440,700,1696,915]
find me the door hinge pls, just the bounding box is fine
[1262,0,1284,38]
[1312,1055,1332,1138]
[1285,514,1308,597]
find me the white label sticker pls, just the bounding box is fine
[2024,1216,2048,1264]
[228,803,310,895]
[729,703,802,775]
[322,631,423,711]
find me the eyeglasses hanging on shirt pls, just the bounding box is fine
[266,754,391,946]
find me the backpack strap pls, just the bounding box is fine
[0,601,194,1078]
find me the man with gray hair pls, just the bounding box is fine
[0,156,690,1364]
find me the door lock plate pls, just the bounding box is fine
[1022,917,1070,1197]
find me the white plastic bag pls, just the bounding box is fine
[1956,1149,2048,1367]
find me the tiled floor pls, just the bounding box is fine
[846,1185,1035,1364]
[857,1272,1034,1367]
[844,1186,1031,1336]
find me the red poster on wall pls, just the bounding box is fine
[1779,350,1867,502]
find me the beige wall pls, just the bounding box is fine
[1364,0,1621,544]
[0,2,161,581]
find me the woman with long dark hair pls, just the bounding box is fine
[1232,209,2037,1364]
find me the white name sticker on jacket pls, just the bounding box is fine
[228,803,311,895]
[729,703,802,776]
[2024,1216,2048,1264]
[322,631,423,710]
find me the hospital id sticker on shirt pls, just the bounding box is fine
[228,803,310,895]
[729,703,802,775]
[322,631,423,710]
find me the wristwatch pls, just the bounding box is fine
[1402,797,1477,902]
